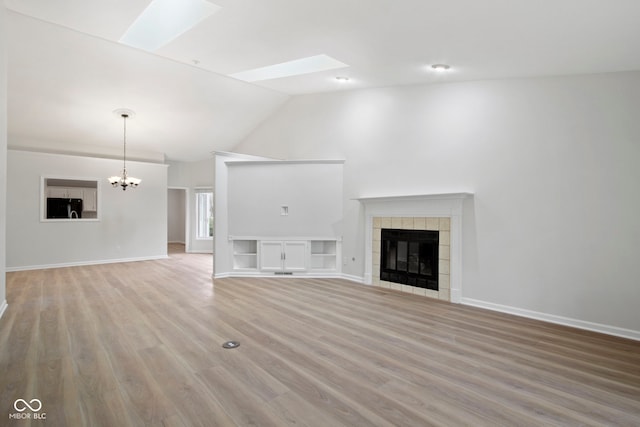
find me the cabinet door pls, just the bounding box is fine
[83,188,97,211]
[48,187,68,198]
[283,241,307,271]
[260,241,284,271]
[67,188,84,199]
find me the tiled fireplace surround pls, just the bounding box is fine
[372,216,451,301]
[359,193,470,303]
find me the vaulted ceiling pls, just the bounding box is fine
[6,0,640,161]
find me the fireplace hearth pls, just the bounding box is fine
[380,229,439,290]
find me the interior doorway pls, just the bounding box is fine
[167,188,188,252]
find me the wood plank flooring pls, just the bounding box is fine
[1,244,639,426]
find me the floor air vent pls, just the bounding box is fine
[274,271,293,275]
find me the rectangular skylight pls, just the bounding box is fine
[120,0,220,51]
[229,54,349,82]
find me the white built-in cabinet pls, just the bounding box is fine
[82,188,97,211]
[260,241,307,272]
[47,187,84,199]
[231,238,341,275]
[47,186,98,212]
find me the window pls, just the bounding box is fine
[41,177,100,221]
[196,190,214,239]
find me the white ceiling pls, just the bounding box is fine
[6,0,640,161]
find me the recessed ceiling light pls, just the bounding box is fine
[335,76,350,82]
[229,54,349,82]
[120,0,221,52]
[431,64,451,72]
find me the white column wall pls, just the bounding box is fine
[213,152,273,277]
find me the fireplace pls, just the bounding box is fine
[371,216,450,300]
[358,192,471,303]
[380,229,439,290]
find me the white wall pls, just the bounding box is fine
[227,161,343,238]
[233,71,640,336]
[6,150,168,269]
[167,158,214,253]
[0,4,7,317]
[167,188,186,243]
[213,151,273,276]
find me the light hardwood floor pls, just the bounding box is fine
[1,244,639,426]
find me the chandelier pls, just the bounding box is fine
[109,109,141,190]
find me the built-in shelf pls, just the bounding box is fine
[230,237,341,275]
[310,240,337,270]
[232,240,258,270]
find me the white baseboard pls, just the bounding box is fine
[5,255,170,272]
[461,297,640,342]
[0,300,7,320]
[341,273,366,284]
[213,272,357,281]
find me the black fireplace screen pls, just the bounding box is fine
[380,229,439,290]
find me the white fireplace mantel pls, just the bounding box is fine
[355,192,472,203]
[357,192,473,303]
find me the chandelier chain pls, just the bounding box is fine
[122,113,128,176]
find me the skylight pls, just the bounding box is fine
[229,54,349,82]
[120,0,221,51]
